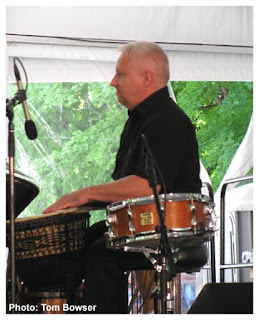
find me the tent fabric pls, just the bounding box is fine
[218,114,253,185]
[214,115,253,210]
[7,37,252,82]
[6,6,253,46]
[6,6,253,82]
[224,183,253,212]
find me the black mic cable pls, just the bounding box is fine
[141,133,167,215]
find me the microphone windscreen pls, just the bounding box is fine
[25,120,38,140]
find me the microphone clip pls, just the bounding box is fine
[16,89,27,105]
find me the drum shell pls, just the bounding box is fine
[6,210,88,290]
[15,251,85,290]
[109,198,210,238]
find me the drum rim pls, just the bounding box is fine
[108,230,213,249]
[7,207,89,224]
[107,193,211,212]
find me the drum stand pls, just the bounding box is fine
[151,254,175,314]
[141,134,176,314]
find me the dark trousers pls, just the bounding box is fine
[82,221,153,313]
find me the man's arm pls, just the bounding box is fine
[43,175,161,213]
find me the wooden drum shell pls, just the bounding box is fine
[107,194,214,250]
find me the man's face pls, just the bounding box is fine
[110,54,144,110]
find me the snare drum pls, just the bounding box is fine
[106,193,215,250]
[6,208,89,290]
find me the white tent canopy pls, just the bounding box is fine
[6,6,253,82]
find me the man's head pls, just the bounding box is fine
[110,41,170,110]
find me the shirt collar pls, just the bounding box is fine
[128,86,170,120]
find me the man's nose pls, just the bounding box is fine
[110,74,118,87]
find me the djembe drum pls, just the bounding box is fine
[6,207,89,313]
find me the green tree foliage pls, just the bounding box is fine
[9,81,252,224]
[171,81,253,190]
[9,82,127,224]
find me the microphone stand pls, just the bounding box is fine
[141,135,176,314]
[6,94,20,313]
[6,59,37,314]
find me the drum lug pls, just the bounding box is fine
[189,203,196,213]
[127,208,133,218]
[159,198,165,211]
[127,203,136,236]
[107,214,115,225]
[128,221,136,234]
[205,205,217,231]
[208,220,215,231]
[107,212,115,238]
[108,226,115,238]
[189,197,196,213]
[191,216,197,233]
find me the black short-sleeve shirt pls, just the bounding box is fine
[112,86,202,193]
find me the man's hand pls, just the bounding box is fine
[43,188,90,213]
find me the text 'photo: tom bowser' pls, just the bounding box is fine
[8,303,98,313]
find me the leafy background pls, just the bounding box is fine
[8,81,253,224]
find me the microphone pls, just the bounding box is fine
[14,61,38,140]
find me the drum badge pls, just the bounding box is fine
[140,212,154,226]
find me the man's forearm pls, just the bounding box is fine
[86,174,161,203]
[43,175,161,213]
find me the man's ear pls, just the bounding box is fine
[143,70,153,87]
